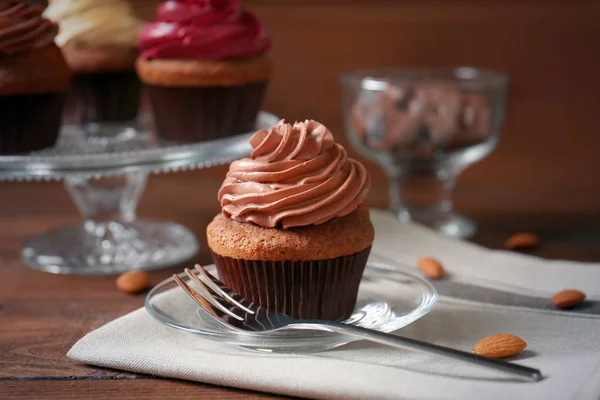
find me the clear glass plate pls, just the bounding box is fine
[145,254,438,352]
[0,111,280,180]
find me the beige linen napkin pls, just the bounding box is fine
[68,209,600,399]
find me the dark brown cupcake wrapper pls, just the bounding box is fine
[63,71,141,125]
[0,92,66,155]
[146,81,267,143]
[211,246,371,321]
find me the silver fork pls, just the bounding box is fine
[173,264,543,382]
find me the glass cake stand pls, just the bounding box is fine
[0,112,279,275]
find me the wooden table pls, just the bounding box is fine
[1,170,599,399]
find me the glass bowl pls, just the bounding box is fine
[340,67,509,238]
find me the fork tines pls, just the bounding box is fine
[172,264,254,323]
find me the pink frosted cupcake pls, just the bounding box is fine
[137,0,271,142]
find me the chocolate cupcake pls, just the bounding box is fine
[44,0,144,124]
[0,1,70,155]
[136,0,271,143]
[207,120,374,321]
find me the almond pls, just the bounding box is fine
[473,334,527,358]
[504,232,539,250]
[417,257,445,279]
[116,271,150,294]
[552,289,586,309]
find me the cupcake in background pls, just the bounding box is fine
[0,0,70,154]
[207,120,374,321]
[44,0,144,124]
[136,0,271,143]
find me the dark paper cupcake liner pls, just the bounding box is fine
[211,246,371,321]
[63,71,141,125]
[146,81,267,143]
[0,91,66,155]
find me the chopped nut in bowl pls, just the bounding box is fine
[341,67,509,238]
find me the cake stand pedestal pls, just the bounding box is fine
[0,112,279,275]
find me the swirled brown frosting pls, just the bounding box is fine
[218,120,371,229]
[0,1,58,56]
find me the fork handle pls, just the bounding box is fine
[291,321,542,382]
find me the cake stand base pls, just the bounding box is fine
[398,209,476,239]
[22,220,199,275]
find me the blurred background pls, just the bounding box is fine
[3,0,600,261]
[129,0,600,214]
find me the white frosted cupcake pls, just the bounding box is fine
[44,0,144,123]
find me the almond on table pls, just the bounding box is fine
[504,232,540,250]
[473,334,527,358]
[116,271,150,294]
[552,289,586,309]
[417,257,445,279]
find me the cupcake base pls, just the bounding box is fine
[0,92,66,155]
[146,82,267,143]
[63,71,141,125]
[211,246,371,321]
